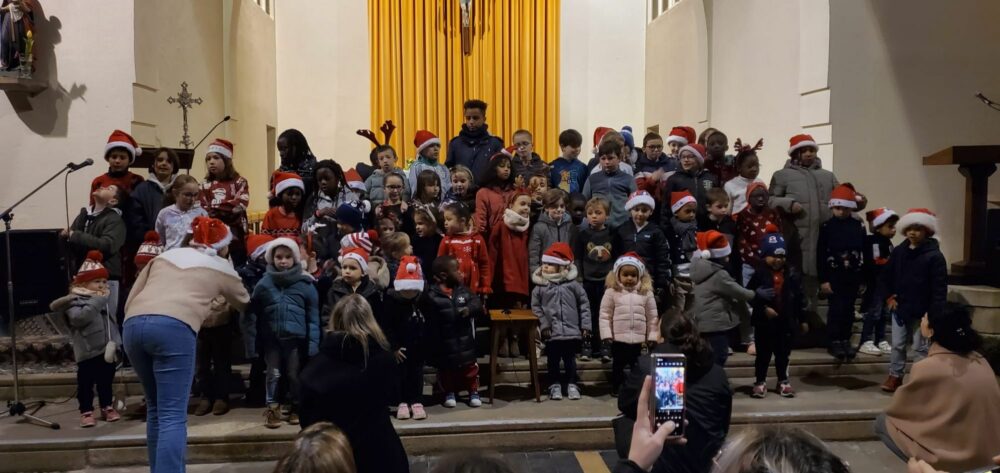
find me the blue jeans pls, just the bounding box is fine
[890,315,928,378]
[264,338,303,407]
[860,301,888,344]
[124,315,197,473]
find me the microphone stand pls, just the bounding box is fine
[0,164,71,430]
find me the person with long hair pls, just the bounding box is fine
[299,294,409,473]
[273,422,356,473]
[276,129,319,201]
[711,426,851,473]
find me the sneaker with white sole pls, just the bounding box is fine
[548,384,563,401]
[443,393,457,408]
[751,383,766,399]
[396,403,411,420]
[777,381,796,398]
[878,340,892,355]
[566,384,581,400]
[411,403,427,420]
[468,393,482,408]
[858,341,882,356]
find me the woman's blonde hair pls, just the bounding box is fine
[273,422,356,473]
[713,426,851,473]
[327,294,390,362]
[604,263,653,295]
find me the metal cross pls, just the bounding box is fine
[167,82,203,149]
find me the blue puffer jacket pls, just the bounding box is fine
[243,264,321,357]
[445,125,505,182]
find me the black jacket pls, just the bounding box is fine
[861,233,894,311]
[660,169,719,221]
[576,226,615,282]
[879,238,948,323]
[616,343,733,473]
[816,216,866,283]
[614,221,672,289]
[126,179,167,243]
[411,234,443,281]
[382,289,426,353]
[445,125,505,183]
[326,277,384,329]
[299,333,409,473]
[68,207,127,280]
[420,284,483,369]
[746,263,807,330]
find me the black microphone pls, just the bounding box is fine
[192,116,232,151]
[67,159,94,172]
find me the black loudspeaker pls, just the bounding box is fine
[0,229,72,321]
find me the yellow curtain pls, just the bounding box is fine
[369,0,560,168]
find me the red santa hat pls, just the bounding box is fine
[189,216,233,257]
[613,252,646,278]
[670,191,697,214]
[340,230,379,253]
[105,129,142,164]
[679,143,707,164]
[787,133,818,157]
[745,181,769,202]
[272,171,305,197]
[666,126,689,147]
[541,242,574,266]
[593,126,614,148]
[264,237,303,266]
[134,231,164,268]
[692,230,731,260]
[865,207,899,231]
[414,130,441,156]
[339,247,370,274]
[394,255,425,291]
[345,168,366,193]
[247,234,276,261]
[625,190,656,211]
[897,208,938,236]
[73,251,109,285]
[828,183,860,209]
[207,138,235,159]
[681,126,698,145]
[500,145,516,157]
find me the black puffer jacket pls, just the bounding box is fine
[746,263,807,330]
[326,277,384,329]
[879,238,948,323]
[614,220,672,289]
[445,125,505,182]
[421,284,483,369]
[660,169,718,220]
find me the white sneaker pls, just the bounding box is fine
[854,311,864,321]
[858,341,881,356]
[878,341,893,355]
[468,393,482,408]
[443,393,457,408]
[549,384,563,401]
[566,384,581,400]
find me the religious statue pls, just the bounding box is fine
[0,0,34,72]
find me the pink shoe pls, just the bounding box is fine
[80,411,96,428]
[411,403,427,420]
[101,407,121,422]
[396,403,411,420]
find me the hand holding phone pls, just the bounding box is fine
[652,353,686,436]
[629,375,687,471]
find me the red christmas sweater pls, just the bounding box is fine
[90,171,145,204]
[735,206,781,266]
[438,229,493,295]
[200,177,250,234]
[261,207,302,238]
[488,209,531,297]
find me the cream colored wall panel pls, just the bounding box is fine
[799,89,830,127]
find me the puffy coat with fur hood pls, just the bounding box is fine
[688,258,754,333]
[531,265,591,341]
[599,273,659,344]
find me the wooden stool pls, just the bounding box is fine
[488,309,541,403]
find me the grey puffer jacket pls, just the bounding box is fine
[528,212,578,274]
[531,266,591,341]
[50,293,122,363]
[768,159,840,277]
[688,258,754,334]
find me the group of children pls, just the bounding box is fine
[55,99,948,428]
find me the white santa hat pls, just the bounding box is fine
[897,208,938,236]
[105,129,142,164]
[207,138,235,159]
[613,252,646,278]
[339,247,370,274]
[394,255,425,291]
[624,190,656,211]
[264,237,303,266]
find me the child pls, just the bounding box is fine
[879,209,946,393]
[200,138,251,265]
[582,137,637,228]
[412,169,444,208]
[532,242,591,401]
[445,99,506,181]
[816,183,866,361]
[600,253,658,396]
[568,192,587,230]
[528,171,550,224]
[409,130,451,198]
[664,191,699,310]
[422,255,485,408]
[194,294,236,417]
[746,227,807,398]
[575,197,615,361]
[550,129,588,194]
[474,152,515,236]
[262,172,305,238]
[689,230,755,366]
[699,128,737,184]
[529,189,577,274]
[441,165,476,211]
[438,202,492,298]
[245,238,321,428]
[237,234,274,406]
[365,145,410,207]
[489,188,532,357]
[276,129,319,201]
[303,160,354,262]
[411,205,443,280]
[614,190,671,298]
[635,132,675,174]
[724,138,765,215]
[155,175,208,250]
[64,185,127,324]
[91,129,145,203]
[660,143,719,222]
[374,171,409,232]
[127,147,180,242]
[383,256,429,420]
[698,188,742,281]
[736,182,782,287]
[134,231,163,272]
[586,128,635,177]
[381,231,411,287]
[344,168,367,200]
[50,251,123,427]
[858,208,899,357]
[326,247,385,327]
[510,129,548,182]
[663,126,694,171]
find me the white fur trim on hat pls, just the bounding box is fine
[613,255,645,277]
[665,135,688,146]
[671,194,697,214]
[871,209,898,229]
[679,145,704,164]
[190,229,233,257]
[415,137,441,156]
[105,141,141,163]
[275,176,304,196]
[625,191,656,211]
[828,198,858,210]
[541,254,572,266]
[339,252,369,275]
[265,238,302,266]
[690,245,731,261]
[207,143,233,159]
[787,139,818,157]
[897,210,938,236]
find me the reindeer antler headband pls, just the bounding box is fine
[734,137,764,166]
[356,120,396,147]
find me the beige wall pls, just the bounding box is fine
[0,0,135,230]
[644,0,708,132]
[829,0,1000,264]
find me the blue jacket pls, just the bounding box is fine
[634,154,678,174]
[879,238,947,323]
[244,264,321,357]
[582,169,637,228]
[445,125,504,182]
[549,157,588,194]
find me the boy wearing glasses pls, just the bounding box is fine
[511,129,549,182]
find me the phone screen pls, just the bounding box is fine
[653,354,685,436]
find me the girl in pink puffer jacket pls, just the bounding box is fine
[599,252,659,395]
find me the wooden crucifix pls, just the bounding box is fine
[167,81,203,149]
[460,0,472,55]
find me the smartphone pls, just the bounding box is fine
[652,353,685,436]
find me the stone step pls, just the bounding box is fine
[0,373,892,472]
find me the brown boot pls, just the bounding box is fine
[212,399,229,416]
[881,375,903,393]
[263,405,282,429]
[193,398,212,416]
